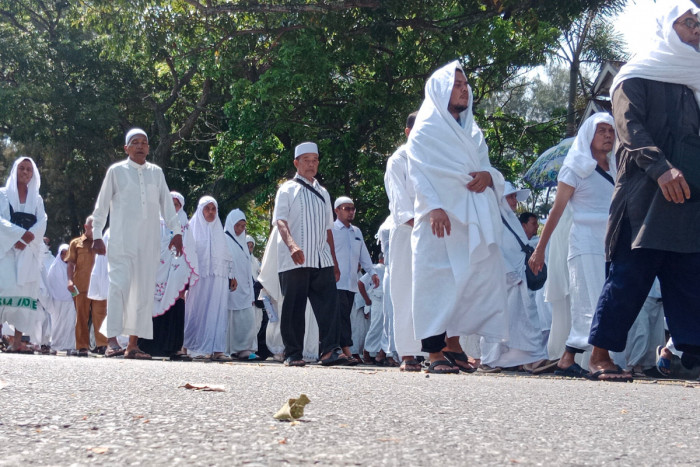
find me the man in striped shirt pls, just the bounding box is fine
[273,141,348,367]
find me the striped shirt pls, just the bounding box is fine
[273,174,334,272]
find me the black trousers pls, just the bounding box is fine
[589,219,700,357]
[421,332,447,354]
[279,267,339,360]
[337,290,355,348]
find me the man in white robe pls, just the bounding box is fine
[384,111,424,372]
[407,61,508,374]
[92,128,183,359]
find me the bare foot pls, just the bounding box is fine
[588,347,632,381]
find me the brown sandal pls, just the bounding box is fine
[124,349,152,360]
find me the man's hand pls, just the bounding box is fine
[229,278,238,291]
[334,263,340,282]
[290,244,305,265]
[429,208,451,237]
[467,171,493,193]
[67,280,77,294]
[658,168,691,203]
[93,239,106,255]
[21,230,35,244]
[371,274,380,288]
[168,234,183,257]
[13,241,26,250]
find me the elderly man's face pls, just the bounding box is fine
[125,135,149,164]
[673,10,700,49]
[448,70,470,116]
[590,123,615,155]
[293,153,319,180]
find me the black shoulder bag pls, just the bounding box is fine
[501,215,547,291]
[292,177,325,203]
[8,203,37,230]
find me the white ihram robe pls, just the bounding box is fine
[0,157,48,342]
[407,61,508,342]
[480,201,547,368]
[92,158,181,339]
[384,144,423,357]
[183,197,233,356]
[224,209,257,357]
[46,245,76,351]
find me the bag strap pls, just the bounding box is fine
[293,177,325,203]
[594,165,615,185]
[225,230,246,253]
[500,215,528,253]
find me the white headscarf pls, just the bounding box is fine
[407,60,505,263]
[5,156,41,214]
[611,1,700,104]
[47,244,72,301]
[562,112,616,179]
[189,196,232,277]
[171,191,188,227]
[224,209,249,259]
[246,235,255,247]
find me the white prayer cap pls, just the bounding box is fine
[294,142,318,159]
[125,128,148,145]
[503,181,530,202]
[171,191,185,208]
[334,196,354,209]
[246,235,255,246]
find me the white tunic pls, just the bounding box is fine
[92,158,180,339]
[332,219,375,293]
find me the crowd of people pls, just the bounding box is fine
[1,1,699,382]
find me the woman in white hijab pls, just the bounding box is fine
[480,183,553,372]
[529,112,616,378]
[47,244,76,352]
[183,196,234,361]
[0,157,48,353]
[139,191,199,360]
[224,209,258,360]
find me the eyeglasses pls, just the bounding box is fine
[339,206,356,212]
[676,17,700,30]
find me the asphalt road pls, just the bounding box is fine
[0,353,698,466]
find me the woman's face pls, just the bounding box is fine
[202,202,217,222]
[234,219,247,236]
[16,159,33,186]
[172,198,182,212]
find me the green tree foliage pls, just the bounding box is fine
[0,0,617,249]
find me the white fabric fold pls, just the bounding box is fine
[47,244,72,301]
[611,1,700,105]
[189,196,232,278]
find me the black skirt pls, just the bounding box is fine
[138,298,185,357]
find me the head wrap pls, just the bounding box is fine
[334,196,354,209]
[170,191,188,226]
[611,1,700,104]
[224,208,250,260]
[294,142,318,159]
[188,196,232,276]
[562,112,616,178]
[503,182,531,203]
[125,128,148,146]
[246,235,255,246]
[47,244,72,301]
[4,156,41,214]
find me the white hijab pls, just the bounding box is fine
[171,191,188,226]
[5,156,41,214]
[47,244,72,301]
[224,209,249,260]
[562,112,616,179]
[189,196,232,277]
[611,1,700,104]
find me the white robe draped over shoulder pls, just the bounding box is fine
[407,61,507,341]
